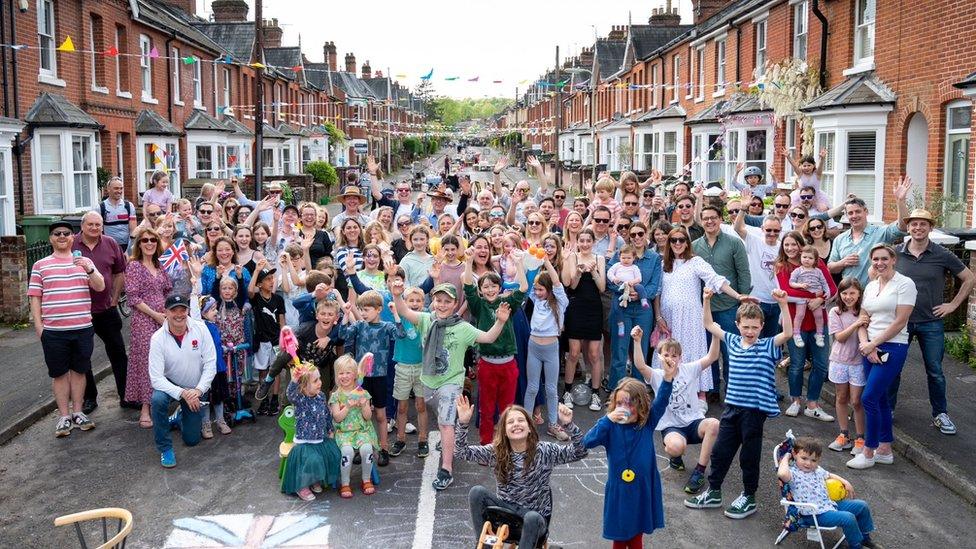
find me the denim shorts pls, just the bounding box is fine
[424,383,461,426]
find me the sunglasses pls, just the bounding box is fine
[397,221,411,227]
[397,188,411,193]
[489,212,504,218]
[764,228,782,234]
[140,237,158,244]
[617,225,631,230]
[623,201,638,206]
[643,192,654,197]
[630,231,645,238]
[147,211,163,217]
[51,230,72,237]
[198,209,213,214]
[790,212,807,219]
[774,203,791,209]
[669,237,688,244]
[800,194,814,200]
[527,221,543,226]
[676,204,693,210]
[207,226,223,232]
[592,218,610,224]
[728,208,741,216]
[809,224,825,231]
[553,195,566,200]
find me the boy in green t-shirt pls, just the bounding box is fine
[392,280,511,491]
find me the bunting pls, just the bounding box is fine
[149,46,159,59]
[56,37,75,52]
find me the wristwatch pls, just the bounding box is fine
[85,268,94,275]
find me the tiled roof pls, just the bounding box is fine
[364,77,393,101]
[801,72,896,112]
[185,110,230,132]
[686,93,767,124]
[264,47,302,80]
[331,71,376,100]
[953,71,976,89]
[696,0,771,36]
[304,63,331,91]
[634,104,686,123]
[261,123,287,139]
[277,123,303,137]
[221,116,253,136]
[193,22,255,62]
[631,24,693,61]
[595,40,627,81]
[604,117,633,130]
[137,1,223,55]
[135,109,182,135]
[25,93,100,128]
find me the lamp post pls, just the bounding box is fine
[565,67,594,193]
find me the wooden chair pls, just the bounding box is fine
[54,507,133,549]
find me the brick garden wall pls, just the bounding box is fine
[0,236,29,323]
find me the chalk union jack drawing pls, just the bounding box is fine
[164,513,330,548]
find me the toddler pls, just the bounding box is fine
[782,149,831,209]
[588,177,622,219]
[607,245,649,336]
[329,354,378,498]
[788,246,830,347]
[281,362,341,501]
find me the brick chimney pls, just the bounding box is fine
[579,47,594,70]
[161,0,195,15]
[694,0,731,25]
[649,6,682,27]
[345,52,356,73]
[323,42,337,71]
[362,60,372,79]
[262,18,283,48]
[211,0,248,22]
[607,25,627,41]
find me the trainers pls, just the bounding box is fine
[377,449,390,467]
[850,438,865,456]
[792,334,805,348]
[804,407,834,422]
[257,399,270,416]
[668,456,685,471]
[216,420,232,435]
[267,396,280,416]
[432,468,453,490]
[160,449,176,468]
[724,493,757,519]
[405,422,418,435]
[814,334,826,347]
[417,441,430,458]
[846,453,875,469]
[684,489,722,509]
[862,535,883,548]
[55,416,73,438]
[387,422,394,434]
[390,440,407,457]
[684,470,707,494]
[785,401,801,417]
[296,487,315,501]
[874,452,894,465]
[547,424,570,441]
[828,433,852,451]
[201,421,214,440]
[562,391,574,409]
[589,392,602,411]
[72,412,95,431]
[934,413,957,435]
[254,380,272,401]
[435,441,442,452]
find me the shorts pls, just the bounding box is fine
[254,341,276,371]
[392,363,423,401]
[828,360,866,387]
[661,418,705,445]
[424,383,462,426]
[41,327,95,378]
[361,375,388,409]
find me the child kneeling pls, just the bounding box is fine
[778,437,880,548]
[281,362,341,501]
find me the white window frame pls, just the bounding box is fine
[581,136,594,165]
[222,68,231,113]
[0,123,20,235]
[944,100,972,227]
[671,56,680,104]
[114,27,130,97]
[793,1,809,60]
[139,34,155,103]
[32,130,98,215]
[691,127,725,185]
[784,116,800,181]
[88,16,107,94]
[262,144,283,176]
[650,65,659,108]
[136,137,180,198]
[115,134,125,179]
[37,0,62,85]
[193,61,203,109]
[685,50,695,100]
[189,141,227,179]
[695,47,706,102]
[755,19,768,78]
[274,85,283,122]
[850,0,876,73]
[714,39,726,96]
[171,47,183,105]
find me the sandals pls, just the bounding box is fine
[533,412,544,425]
[139,417,153,429]
[361,481,376,495]
[340,485,353,499]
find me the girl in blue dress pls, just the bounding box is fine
[281,361,341,501]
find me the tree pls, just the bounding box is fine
[430,97,513,127]
[413,80,437,119]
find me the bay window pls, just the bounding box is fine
[662,131,678,175]
[137,138,180,197]
[33,131,98,214]
[692,131,724,184]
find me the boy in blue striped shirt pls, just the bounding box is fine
[685,287,792,519]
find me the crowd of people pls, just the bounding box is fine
[26,147,974,548]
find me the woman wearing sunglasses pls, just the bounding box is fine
[802,218,833,270]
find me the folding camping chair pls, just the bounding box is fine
[772,430,846,549]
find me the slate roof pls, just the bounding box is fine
[634,104,686,124]
[193,22,255,62]
[331,71,376,100]
[137,0,222,55]
[185,110,230,132]
[696,0,771,36]
[686,93,768,124]
[595,40,627,81]
[954,71,976,89]
[277,123,303,137]
[264,47,303,81]
[800,72,896,112]
[261,123,287,139]
[304,63,331,91]
[364,77,393,101]
[25,93,101,128]
[222,116,253,136]
[631,24,693,61]
[134,109,182,135]
[604,117,633,131]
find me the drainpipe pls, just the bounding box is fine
[165,33,176,123]
[812,0,829,90]
[1,0,8,117]
[10,0,24,216]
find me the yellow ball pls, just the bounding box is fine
[825,478,847,501]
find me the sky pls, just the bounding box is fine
[195,0,695,99]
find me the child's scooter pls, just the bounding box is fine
[226,343,256,425]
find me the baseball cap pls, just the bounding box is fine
[165,294,190,310]
[48,220,73,234]
[255,268,277,284]
[430,283,457,299]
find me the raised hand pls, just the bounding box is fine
[455,394,474,424]
[893,176,913,202]
[630,325,643,341]
[661,354,678,381]
[702,287,715,301]
[557,403,573,427]
[493,156,509,173]
[366,155,379,175]
[495,302,512,323]
[771,288,788,304]
[388,277,405,297]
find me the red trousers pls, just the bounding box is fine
[611,533,643,549]
[477,358,519,444]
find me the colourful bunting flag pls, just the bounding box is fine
[468,76,479,82]
[250,62,266,69]
[445,76,458,81]
[291,65,302,72]
[11,44,26,51]
[420,68,433,80]
[181,56,196,64]
[394,73,407,78]
[103,46,119,57]
[216,54,232,64]
[492,80,503,84]
[149,46,159,59]
[56,37,75,52]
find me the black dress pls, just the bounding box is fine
[564,271,603,341]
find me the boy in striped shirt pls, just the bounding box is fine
[684,287,792,519]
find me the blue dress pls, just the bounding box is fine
[583,382,673,541]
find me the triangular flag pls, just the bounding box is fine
[250,62,266,69]
[181,56,196,64]
[11,44,27,51]
[56,37,75,52]
[468,76,479,82]
[492,80,503,84]
[291,65,302,72]
[149,46,159,59]
[445,76,458,81]
[103,46,119,57]
[420,68,433,80]
[394,73,407,78]
[215,54,232,64]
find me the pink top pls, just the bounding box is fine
[27,255,93,330]
[827,307,860,365]
[142,187,174,211]
[589,197,621,218]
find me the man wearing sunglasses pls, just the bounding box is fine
[551,189,570,228]
[29,221,106,438]
[740,188,843,234]
[231,178,285,226]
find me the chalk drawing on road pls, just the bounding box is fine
[164,512,330,548]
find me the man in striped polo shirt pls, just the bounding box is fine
[685,287,792,520]
[28,221,106,438]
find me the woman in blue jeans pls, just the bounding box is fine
[847,244,917,469]
[607,223,661,389]
[776,231,837,421]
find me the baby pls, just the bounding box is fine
[788,245,830,347]
[607,245,649,336]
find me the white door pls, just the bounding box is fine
[904,113,928,209]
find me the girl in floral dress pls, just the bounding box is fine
[125,227,172,428]
[329,354,379,499]
[214,276,251,434]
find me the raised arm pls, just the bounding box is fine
[389,278,421,325]
[474,302,512,344]
[701,288,724,339]
[734,188,751,239]
[892,176,913,232]
[772,289,793,347]
[630,326,653,381]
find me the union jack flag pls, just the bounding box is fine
[160,238,189,274]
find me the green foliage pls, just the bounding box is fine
[431,97,513,127]
[279,181,294,205]
[403,137,425,158]
[305,161,338,187]
[97,167,111,189]
[413,80,437,118]
[323,122,346,145]
[945,329,976,370]
[424,137,440,155]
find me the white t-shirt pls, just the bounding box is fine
[741,226,780,303]
[644,360,705,431]
[862,271,917,344]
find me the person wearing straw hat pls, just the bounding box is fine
[892,208,974,436]
[330,186,371,235]
[232,178,285,226]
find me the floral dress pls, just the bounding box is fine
[652,256,728,391]
[215,302,251,400]
[124,261,172,403]
[329,388,378,450]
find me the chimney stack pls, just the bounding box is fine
[607,25,627,41]
[262,18,283,48]
[162,0,195,16]
[694,0,730,25]
[211,0,248,22]
[362,60,372,79]
[323,42,337,71]
[579,46,594,69]
[375,70,383,77]
[345,52,356,73]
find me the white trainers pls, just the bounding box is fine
[562,391,574,409]
[803,407,834,422]
[792,334,805,348]
[814,334,826,347]
[589,392,602,411]
[785,402,801,417]
[405,422,417,435]
[874,452,894,465]
[846,453,875,469]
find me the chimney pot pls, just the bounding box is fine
[211,0,248,21]
[345,52,356,73]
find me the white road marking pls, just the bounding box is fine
[411,430,442,549]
